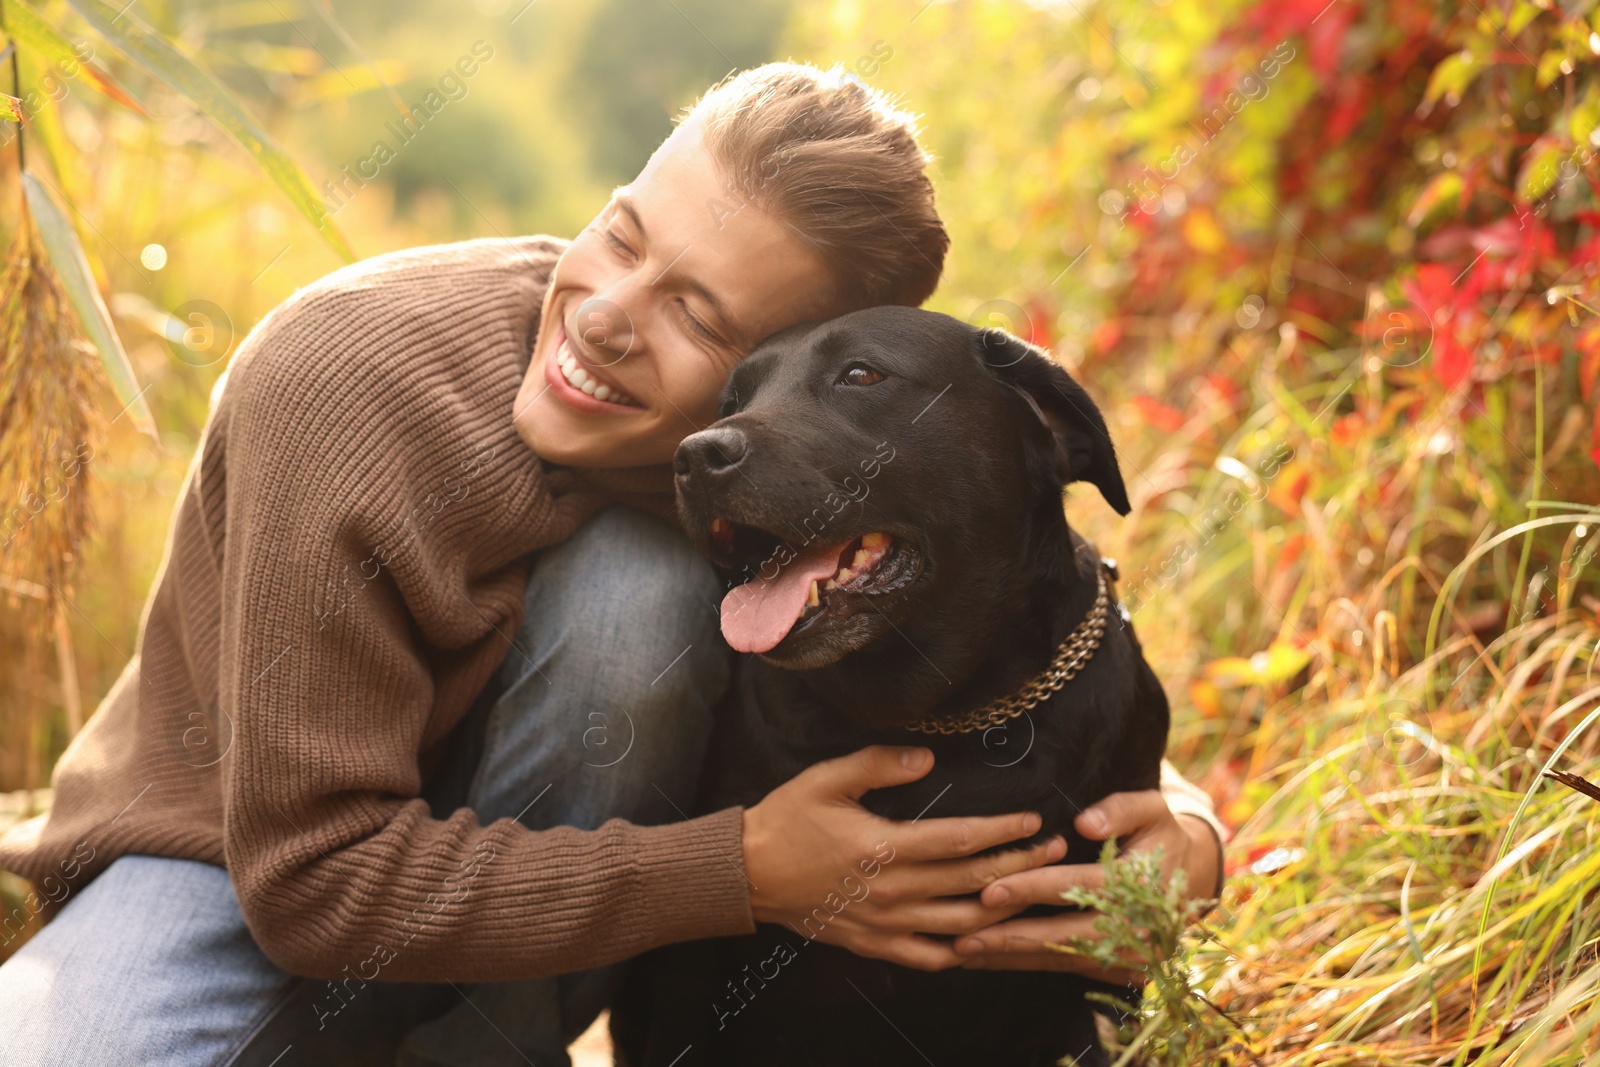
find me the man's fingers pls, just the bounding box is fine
[860,897,1028,935]
[894,810,1044,861]
[892,836,1066,899]
[852,933,965,973]
[977,835,1067,883]
[805,745,934,800]
[1076,789,1168,840]
[954,913,1102,955]
[981,859,1104,908]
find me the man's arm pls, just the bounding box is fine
[1160,758,1227,901]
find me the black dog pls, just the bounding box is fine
[611,307,1170,1067]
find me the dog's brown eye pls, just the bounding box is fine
[840,363,886,386]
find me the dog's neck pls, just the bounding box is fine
[920,525,1105,727]
[786,505,1102,731]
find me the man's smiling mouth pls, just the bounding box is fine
[556,340,639,405]
[546,312,644,410]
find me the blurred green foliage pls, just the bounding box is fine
[573,0,791,182]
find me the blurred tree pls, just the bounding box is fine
[573,0,791,182]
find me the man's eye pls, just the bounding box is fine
[603,228,632,257]
[678,300,719,342]
[839,363,886,386]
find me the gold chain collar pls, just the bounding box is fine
[904,562,1114,736]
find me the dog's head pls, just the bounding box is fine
[674,306,1129,685]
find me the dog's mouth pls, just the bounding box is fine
[710,520,923,655]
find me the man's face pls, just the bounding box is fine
[513,121,835,467]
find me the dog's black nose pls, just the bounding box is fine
[674,426,749,480]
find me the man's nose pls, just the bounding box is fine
[570,293,636,367]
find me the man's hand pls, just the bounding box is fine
[950,790,1223,981]
[743,746,1067,973]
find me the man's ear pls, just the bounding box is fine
[973,327,1132,516]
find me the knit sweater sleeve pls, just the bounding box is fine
[212,265,753,982]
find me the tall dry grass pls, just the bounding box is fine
[1126,328,1600,1064]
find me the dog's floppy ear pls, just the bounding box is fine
[974,327,1131,515]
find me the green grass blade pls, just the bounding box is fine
[1465,701,1600,1051]
[22,172,159,441]
[60,0,354,262]
[6,2,146,114]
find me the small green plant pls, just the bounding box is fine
[1054,840,1246,1067]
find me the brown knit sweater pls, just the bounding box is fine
[0,235,754,981]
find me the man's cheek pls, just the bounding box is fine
[673,374,728,429]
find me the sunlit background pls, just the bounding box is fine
[5,0,1600,1061]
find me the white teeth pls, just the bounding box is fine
[557,341,638,407]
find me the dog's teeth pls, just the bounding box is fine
[861,532,889,550]
[807,580,820,607]
[852,548,872,569]
[836,567,854,583]
[823,578,838,590]
[711,518,730,535]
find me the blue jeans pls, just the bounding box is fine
[0,506,730,1067]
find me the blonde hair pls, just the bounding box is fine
[683,62,948,312]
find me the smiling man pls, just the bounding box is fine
[0,63,1222,1067]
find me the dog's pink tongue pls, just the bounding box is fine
[720,542,845,654]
